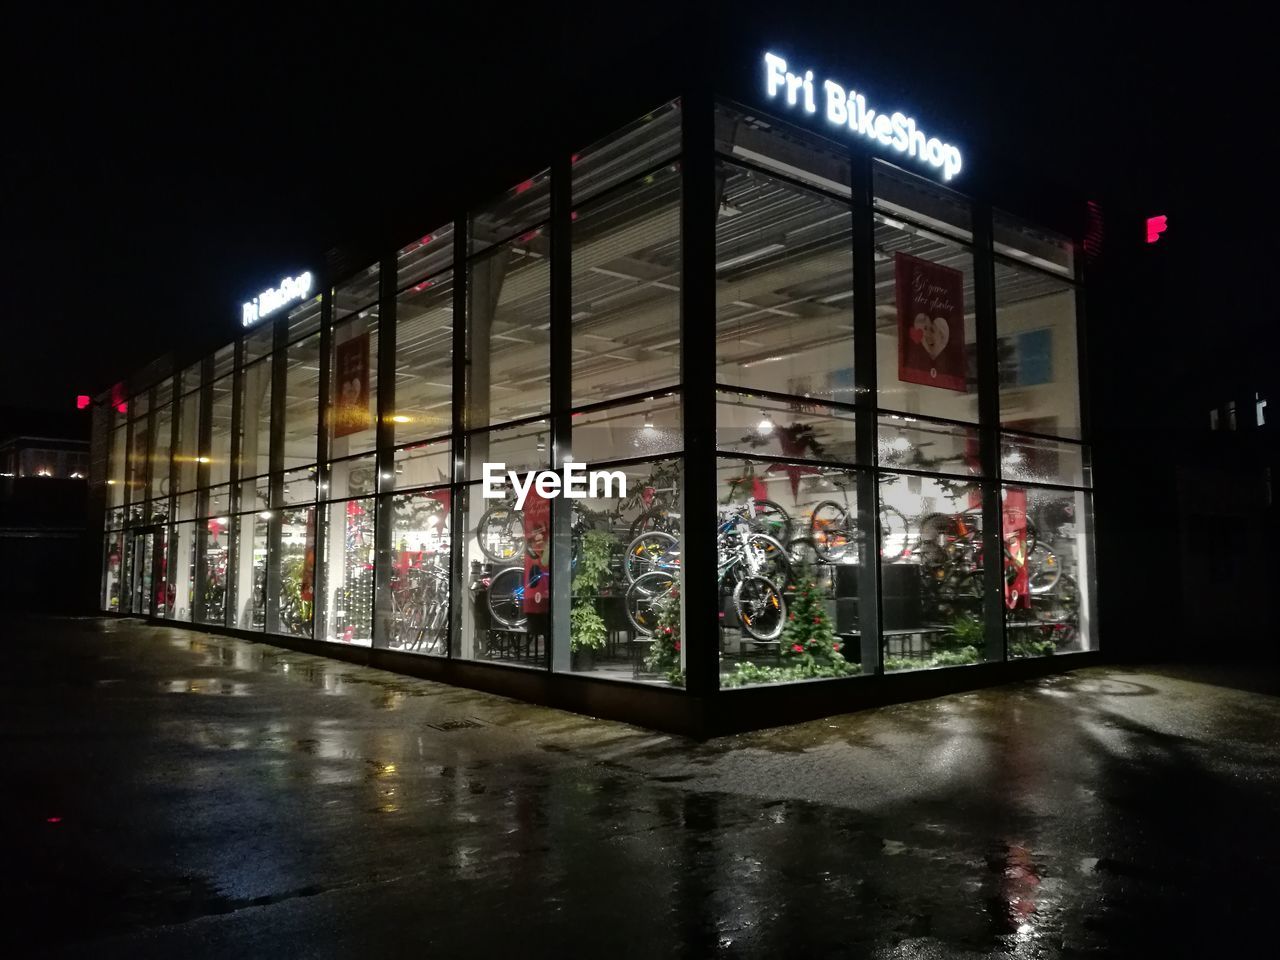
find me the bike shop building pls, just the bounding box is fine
[89,38,1100,736]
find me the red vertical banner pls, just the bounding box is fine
[1002,488,1030,609]
[895,252,967,392]
[521,489,551,614]
[333,332,371,438]
[300,508,315,603]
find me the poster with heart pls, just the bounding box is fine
[521,487,551,614]
[895,252,966,393]
[333,331,371,438]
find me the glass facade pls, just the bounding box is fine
[96,92,1097,717]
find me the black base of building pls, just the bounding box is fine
[110,613,1104,739]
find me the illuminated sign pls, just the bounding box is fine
[763,52,963,181]
[1145,215,1168,244]
[241,272,314,327]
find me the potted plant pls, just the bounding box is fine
[570,529,617,670]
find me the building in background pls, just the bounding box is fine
[1,409,92,614]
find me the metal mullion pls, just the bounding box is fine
[467,217,553,261]
[567,385,684,419]
[312,279,333,640]
[373,253,398,650]
[679,77,718,698]
[973,201,1006,664]
[547,142,572,674]
[990,251,1080,289]
[851,152,883,677]
[225,340,244,629]
[449,217,467,660]
[265,312,288,634]
[192,356,214,622]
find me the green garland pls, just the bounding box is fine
[644,588,684,686]
[722,576,860,687]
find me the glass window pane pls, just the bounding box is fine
[457,482,546,669]
[108,426,126,507]
[243,324,273,364]
[573,99,681,203]
[232,511,270,630]
[715,102,852,197]
[205,484,232,518]
[207,375,234,487]
[276,505,316,638]
[1000,433,1089,488]
[170,520,198,622]
[127,417,150,508]
[392,440,451,491]
[874,214,978,422]
[879,472,992,672]
[995,263,1081,440]
[321,498,374,645]
[994,210,1074,277]
[326,453,376,499]
[572,165,681,407]
[285,333,322,469]
[466,237,550,428]
[238,357,272,480]
[464,420,549,481]
[329,319,377,458]
[469,171,551,255]
[102,531,124,611]
[175,390,201,492]
[564,458,684,682]
[150,404,172,501]
[1003,486,1095,656]
[873,162,973,240]
[717,393,856,464]
[213,343,236,380]
[716,458,866,687]
[333,262,380,323]
[878,414,982,477]
[287,292,323,341]
[396,224,454,289]
[393,270,453,444]
[715,164,854,402]
[386,488,451,655]
[572,394,682,463]
[198,517,229,625]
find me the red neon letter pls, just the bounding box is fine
[1146,215,1168,244]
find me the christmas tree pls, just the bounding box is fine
[778,575,856,677]
[644,586,683,685]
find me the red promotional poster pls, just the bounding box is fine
[895,252,967,392]
[333,332,371,438]
[521,489,551,614]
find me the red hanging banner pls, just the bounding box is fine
[895,252,967,393]
[333,332,371,438]
[521,489,551,615]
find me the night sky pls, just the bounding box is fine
[1,3,1271,425]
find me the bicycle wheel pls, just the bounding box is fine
[809,500,853,562]
[878,505,910,560]
[623,531,680,583]
[486,566,526,628]
[742,531,790,585]
[629,507,680,538]
[748,499,792,545]
[475,505,524,563]
[733,575,786,641]
[1027,542,1061,595]
[625,570,678,636]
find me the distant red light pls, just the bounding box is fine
[46,816,62,824]
[1146,214,1168,244]
[115,401,128,414]
[418,234,433,247]
[76,395,91,410]
[514,178,534,195]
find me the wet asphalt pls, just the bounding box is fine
[3,617,1278,959]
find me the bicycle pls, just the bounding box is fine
[808,475,910,562]
[390,552,450,653]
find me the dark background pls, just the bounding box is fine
[2,2,1268,414]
